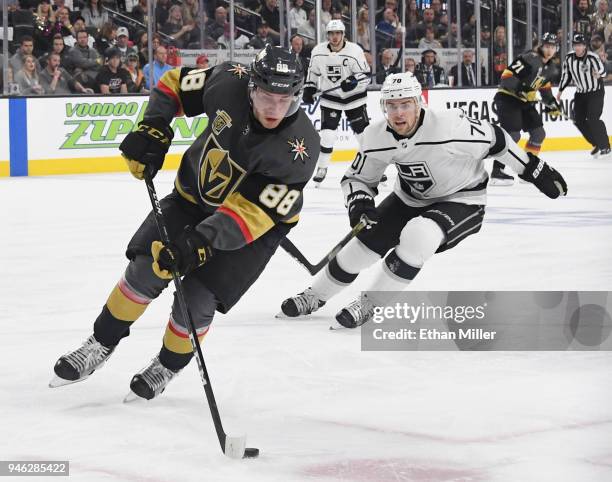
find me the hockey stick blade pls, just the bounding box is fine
[281,221,367,275]
[224,436,259,459]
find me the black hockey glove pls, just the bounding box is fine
[151,227,213,279]
[347,191,378,228]
[542,98,562,117]
[120,118,174,180]
[302,86,317,105]
[340,75,359,92]
[519,152,568,199]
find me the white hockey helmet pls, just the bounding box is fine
[380,72,422,105]
[326,20,346,33]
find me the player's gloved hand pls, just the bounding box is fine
[340,75,359,92]
[302,86,317,105]
[543,98,562,117]
[120,118,174,180]
[519,152,568,199]
[151,227,213,279]
[347,191,378,228]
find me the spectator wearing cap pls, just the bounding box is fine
[81,0,109,30]
[480,24,491,48]
[248,21,274,49]
[116,26,137,64]
[195,54,209,69]
[96,48,130,94]
[143,45,173,90]
[125,52,146,93]
[39,52,93,94]
[217,23,250,49]
[67,29,102,89]
[64,17,95,48]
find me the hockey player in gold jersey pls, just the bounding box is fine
[50,46,320,400]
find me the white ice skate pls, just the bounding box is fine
[279,288,326,318]
[49,334,116,388]
[313,167,327,187]
[335,294,376,328]
[598,147,611,159]
[124,356,181,402]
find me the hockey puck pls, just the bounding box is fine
[243,447,260,458]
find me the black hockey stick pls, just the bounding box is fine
[280,219,367,275]
[143,169,259,460]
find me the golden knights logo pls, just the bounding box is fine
[327,65,342,83]
[227,64,248,78]
[396,162,436,195]
[212,110,232,136]
[198,134,246,206]
[287,137,310,163]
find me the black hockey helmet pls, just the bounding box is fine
[541,32,558,46]
[250,44,304,96]
[572,33,586,45]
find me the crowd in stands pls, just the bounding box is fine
[0,0,611,95]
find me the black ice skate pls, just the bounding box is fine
[335,294,375,328]
[280,288,326,317]
[124,356,181,402]
[599,147,611,159]
[49,334,116,388]
[313,167,327,187]
[591,146,600,157]
[489,167,514,186]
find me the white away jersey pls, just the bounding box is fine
[306,40,370,110]
[342,108,497,207]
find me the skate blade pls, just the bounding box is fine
[123,390,144,403]
[489,178,514,186]
[48,375,86,388]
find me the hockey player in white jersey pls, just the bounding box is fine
[281,72,567,327]
[303,19,371,185]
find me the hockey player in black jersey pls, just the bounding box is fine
[281,72,567,328]
[491,32,562,185]
[50,45,319,400]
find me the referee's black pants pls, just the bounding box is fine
[574,88,610,150]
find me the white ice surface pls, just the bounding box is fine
[1,151,611,481]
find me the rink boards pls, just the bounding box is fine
[1,85,611,177]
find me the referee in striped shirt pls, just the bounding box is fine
[557,33,610,157]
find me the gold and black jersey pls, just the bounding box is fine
[498,51,558,104]
[142,62,320,250]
